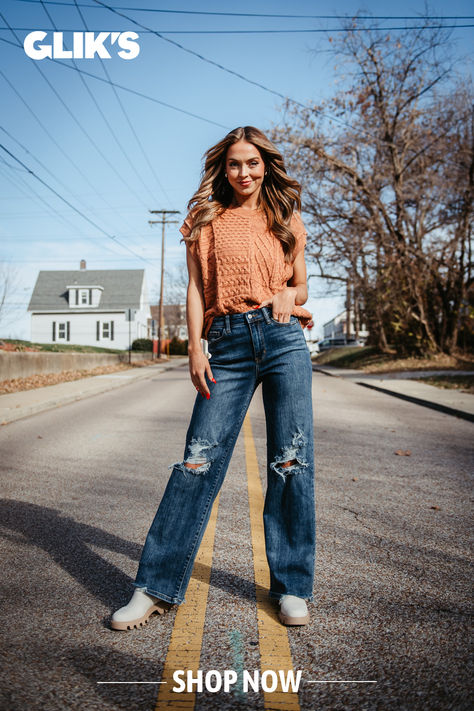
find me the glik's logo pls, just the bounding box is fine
[23,31,140,60]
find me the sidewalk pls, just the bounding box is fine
[312,364,474,422]
[0,357,189,425]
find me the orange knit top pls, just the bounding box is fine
[180,205,313,339]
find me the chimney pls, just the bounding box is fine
[80,259,86,270]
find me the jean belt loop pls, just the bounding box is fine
[225,313,231,333]
[261,305,271,324]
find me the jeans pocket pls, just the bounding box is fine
[206,327,227,345]
[270,315,299,326]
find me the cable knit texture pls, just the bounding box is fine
[180,205,313,339]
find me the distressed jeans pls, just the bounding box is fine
[133,305,315,604]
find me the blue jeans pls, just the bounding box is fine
[133,305,315,604]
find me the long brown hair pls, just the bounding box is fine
[182,126,302,263]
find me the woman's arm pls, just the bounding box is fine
[260,249,309,322]
[186,244,215,399]
[286,249,309,305]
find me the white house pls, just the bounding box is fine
[27,262,151,350]
[149,304,188,341]
[323,309,369,343]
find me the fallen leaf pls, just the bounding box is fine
[394,449,412,456]
[430,505,441,510]
[352,477,358,481]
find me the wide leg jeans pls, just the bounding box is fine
[133,305,315,604]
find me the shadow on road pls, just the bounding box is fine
[0,499,258,611]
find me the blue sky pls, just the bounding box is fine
[1,0,473,340]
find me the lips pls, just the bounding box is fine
[239,181,252,187]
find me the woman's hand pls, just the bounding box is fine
[188,346,216,399]
[260,286,297,323]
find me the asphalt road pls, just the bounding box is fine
[0,364,472,711]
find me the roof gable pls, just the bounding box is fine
[28,269,146,311]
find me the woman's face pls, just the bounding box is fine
[225,140,265,203]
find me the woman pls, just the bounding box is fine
[111,126,315,630]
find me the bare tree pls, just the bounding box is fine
[151,262,188,340]
[273,19,473,355]
[0,262,22,331]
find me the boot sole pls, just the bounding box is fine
[110,603,169,631]
[278,611,310,626]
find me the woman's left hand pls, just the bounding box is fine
[259,287,297,323]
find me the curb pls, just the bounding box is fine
[312,365,336,376]
[0,358,188,426]
[356,381,474,423]
[313,364,474,423]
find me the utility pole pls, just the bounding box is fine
[148,209,180,358]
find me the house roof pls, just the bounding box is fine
[150,304,186,321]
[322,310,347,328]
[28,269,146,311]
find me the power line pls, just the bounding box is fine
[13,1,474,20]
[0,26,466,177]
[0,39,153,244]
[0,65,132,224]
[1,11,158,235]
[72,0,173,208]
[0,158,103,241]
[3,25,474,33]
[4,260,163,265]
[0,36,230,130]
[0,142,162,270]
[88,1,403,147]
[92,0,309,110]
[92,0,472,163]
[37,0,160,224]
[0,123,112,216]
[2,6,468,181]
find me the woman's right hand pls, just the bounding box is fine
[188,347,216,400]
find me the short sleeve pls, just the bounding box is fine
[180,211,199,260]
[291,211,307,261]
[179,211,194,239]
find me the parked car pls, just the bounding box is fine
[318,338,364,351]
[307,340,320,356]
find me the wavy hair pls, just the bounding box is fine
[182,126,302,263]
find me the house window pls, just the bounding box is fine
[97,321,114,340]
[54,321,70,341]
[81,292,88,304]
[80,289,90,305]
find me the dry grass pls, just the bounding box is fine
[0,359,160,394]
[313,346,474,373]
[362,352,474,374]
[414,375,474,394]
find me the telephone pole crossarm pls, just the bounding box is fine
[148,209,181,359]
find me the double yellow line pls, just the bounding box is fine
[155,413,301,711]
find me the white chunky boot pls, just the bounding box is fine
[111,588,169,631]
[278,595,310,626]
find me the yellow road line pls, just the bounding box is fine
[155,495,220,710]
[244,414,301,711]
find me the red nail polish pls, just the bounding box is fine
[206,393,210,400]
[211,378,216,383]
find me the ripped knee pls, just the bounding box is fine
[270,428,309,480]
[169,437,217,477]
[279,459,298,469]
